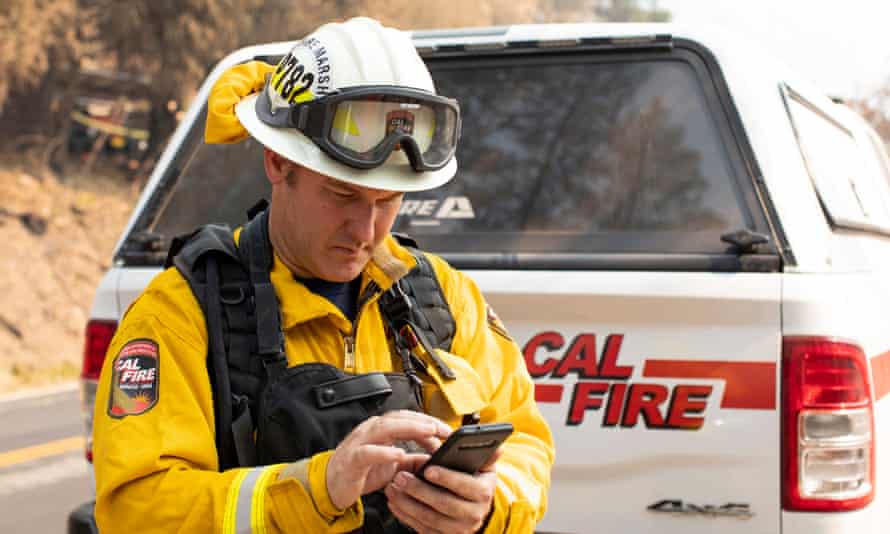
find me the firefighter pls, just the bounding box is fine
[93,17,553,534]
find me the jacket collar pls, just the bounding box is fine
[268,234,418,330]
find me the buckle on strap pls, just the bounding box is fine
[259,350,287,378]
[399,324,455,380]
[381,282,455,380]
[231,395,257,466]
[381,281,413,318]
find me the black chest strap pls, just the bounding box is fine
[168,208,286,468]
[167,223,243,468]
[238,209,287,370]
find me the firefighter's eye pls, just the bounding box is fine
[327,187,355,200]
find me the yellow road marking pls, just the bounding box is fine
[0,436,84,469]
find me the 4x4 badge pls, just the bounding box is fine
[647,500,753,520]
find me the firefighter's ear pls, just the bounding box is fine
[264,148,295,186]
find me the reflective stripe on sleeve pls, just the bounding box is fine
[251,467,278,534]
[497,462,543,509]
[223,470,251,534]
[223,466,277,534]
[278,458,310,486]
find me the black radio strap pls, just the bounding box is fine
[228,207,287,466]
[205,255,238,469]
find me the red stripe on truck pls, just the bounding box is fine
[871,350,890,401]
[642,360,776,410]
[534,384,564,403]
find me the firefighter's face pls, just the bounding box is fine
[265,149,403,282]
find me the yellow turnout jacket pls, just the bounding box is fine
[93,235,554,533]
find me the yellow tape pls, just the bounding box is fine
[70,111,150,140]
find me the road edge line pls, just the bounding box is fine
[0,436,85,470]
[0,381,79,405]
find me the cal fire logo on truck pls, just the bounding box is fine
[524,332,775,429]
[108,339,160,418]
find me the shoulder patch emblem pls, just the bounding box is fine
[108,339,159,418]
[486,304,513,341]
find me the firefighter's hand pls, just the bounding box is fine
[384,449,502,534]
[326,410,451,511]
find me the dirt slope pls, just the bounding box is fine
[0,156,137,393]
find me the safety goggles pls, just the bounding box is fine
[255,84,461,172]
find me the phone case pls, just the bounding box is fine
[417,422,514,480]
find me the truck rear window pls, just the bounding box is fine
[397,57,748,257]
[134,50,756,268]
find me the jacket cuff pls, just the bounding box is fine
[267,452,363,532]
[309,450,358,521]
[481,484,535,534]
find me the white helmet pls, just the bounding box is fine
[235,17,460,192]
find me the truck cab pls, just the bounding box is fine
[73,23,890,533]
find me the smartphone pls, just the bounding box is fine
[416,422,514,482]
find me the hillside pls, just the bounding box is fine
[0,155,138,393]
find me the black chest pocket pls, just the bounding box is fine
[256,362,422,464]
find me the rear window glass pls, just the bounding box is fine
[140,54,750,259]
[395,58,747,254]
[150,135,269,239]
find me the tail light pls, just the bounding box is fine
[782,337,875,511]
[81,320,117,463]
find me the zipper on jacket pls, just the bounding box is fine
[344,281,380,372]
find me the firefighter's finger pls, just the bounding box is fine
[348,444,407,470]
[375,410,453,438]
[327,443,405,510]
[358,415,450,446]
[385,484,449,534]
[411,435,443,453]
[397,452,431,474]
[422,466,498,505]
[389,471,477,522]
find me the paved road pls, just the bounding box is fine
[0,384,92,533]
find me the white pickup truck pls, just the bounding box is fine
[70,22,890,534]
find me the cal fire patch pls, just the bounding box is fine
[108,339,159,418]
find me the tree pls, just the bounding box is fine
[84,0,259,158]
[593,0,670,22]
[849,82,890,152]
[0,0,669,160]
[0,0,84,141]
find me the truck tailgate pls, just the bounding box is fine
[473,269,781,533]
